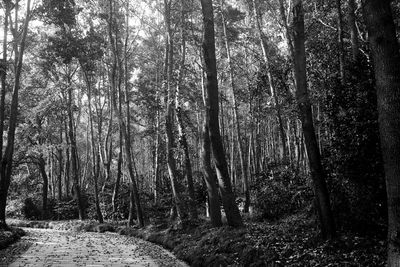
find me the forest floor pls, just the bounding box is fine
[2,213,386,266]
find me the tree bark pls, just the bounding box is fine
[201,68,222,227]
[292,0,335,239]
[363,1,400,265]
[200,0,243,228]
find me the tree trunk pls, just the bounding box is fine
[86,73,104,224]
[67,76,85,220]
[337,0,345,84]
[107,0,144,227]
[112,130,123,218]
[348,0,359,62]
[292,0,335,239]
[253,0,288,164]
[0,1,31,229]
[220,0,250,213]
[175,0,197,220]
[200,0,243,228]
[363,1,400,265]
[38,157,48,220]
[163,0,184,222]
[201,69,222,227]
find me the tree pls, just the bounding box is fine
[292,0,335,239]
[200,0,243,228]
[0,0,32,229]
[363,0,400,265]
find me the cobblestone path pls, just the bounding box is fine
[1,228,187,267]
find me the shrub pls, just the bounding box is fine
[251,165,313,221]
[22,198,41,220]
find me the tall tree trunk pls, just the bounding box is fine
[220,0,250,213]
[175,0,197,220]
[38,157,48,220]
[0,1,31,229]
[58,127,63,201]
[348,0,359,62]
[292,0,335,239]
[201,69,222,227]
[200,0,243,228]
[163,0,184,222]
[253,0,289,164]
[153,112,160,204]
[363,1,400,265]
[107,0,144,227]
[112,129,123,218]
[86,73,104,223]
[68,78,85,220]
[337,0,345,84]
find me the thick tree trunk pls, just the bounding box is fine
[201,72,222,227]
[292,0,335,239]
[363,1,400,265]
[200,0,243,228]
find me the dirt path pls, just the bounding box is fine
[0,228,187,267]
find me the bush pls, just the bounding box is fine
[252,165,313,221]
[22,198,41,220]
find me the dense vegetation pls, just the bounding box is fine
[0,0,399,265]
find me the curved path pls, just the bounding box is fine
[1,228,187,267]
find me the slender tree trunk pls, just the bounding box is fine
[0,1,31,228]
[200,0,243,228]
[348,0,359,62]
[107,0,144,227]
[337,0,345,84]
[220,0,250,213]
[68,78,85,220]
[86,73,104,223]
[38,157,48,220]
[175,0,197,220]
[58,127,63,201]
[153,112,160,204]
[363,1,400,265]
[112,129,123,219]
[292,0,335,239]
[163,0,184,222]
[253,0,288,163]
